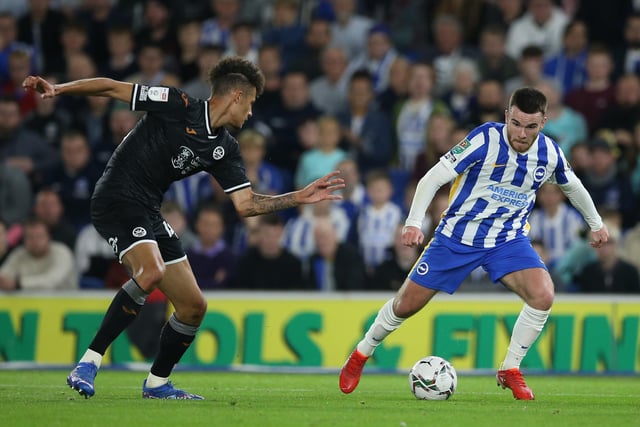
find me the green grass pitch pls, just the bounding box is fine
[0,370,638,427]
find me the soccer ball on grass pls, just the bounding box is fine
[408,355,457,400]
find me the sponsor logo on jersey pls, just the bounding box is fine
[451,138,471,155]
[416,262,429,275]
[212,146,225,160]
[181,92,189,107]
[185,127,197,135]
[108,237,118,254]
[132,227,147,237]
[488,184,529,208]
[139,85,149,101]
[533,166,546,182]
[148,86,169,102]
[172,146,195,169]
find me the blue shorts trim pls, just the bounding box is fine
[408,234,547,294]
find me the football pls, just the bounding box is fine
[408,356,457,400]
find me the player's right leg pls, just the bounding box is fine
[68,242,165,398]
[339,279,438,394]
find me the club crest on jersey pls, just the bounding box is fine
[132,227,147,237]
[533,166,546,182]
[172,146,195,169]
[416,262,429,275]
[213,146,225,160]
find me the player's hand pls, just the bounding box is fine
[402,225,424,247]
[296,171,345,204]
[22,75,56,98]
[590,223,609,248]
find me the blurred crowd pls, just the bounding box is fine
[1,0,640,294]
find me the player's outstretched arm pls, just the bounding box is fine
[229,171,345,217]
[22,76,133,104]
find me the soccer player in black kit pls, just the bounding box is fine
[23,57,344,400]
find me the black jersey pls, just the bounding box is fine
[92,84,250,211]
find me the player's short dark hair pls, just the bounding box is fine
[508,87,547,115]
[208,56,265,97]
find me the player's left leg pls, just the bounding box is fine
[497,267,554,400]
[142,258,207,400]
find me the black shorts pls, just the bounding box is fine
[91,197,186,264]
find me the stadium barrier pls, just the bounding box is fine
[1,292,638,373]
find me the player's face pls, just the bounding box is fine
[229,87,257,129]
[505,106,546,153]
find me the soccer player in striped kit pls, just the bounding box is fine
[340,87,609,400]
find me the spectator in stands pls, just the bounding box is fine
[0,162,32,228]
[599,74,640,157]
[93,103,139,168]
[200,0,241,49]
[56,19,89,77]
[309,46,350,116]
[295,115,347,189]
[422,14,478,96]
[0,217,11,265]
[284,199,351,263]
[259,70,321,173]
[135,0,178,59]
[337,70,394,176]
[543,19,588,96]
[347,23,397,95]
[126,42,180,88]
[101,25,138,81]
[356,169,403,275]
[74,222,118,289]
[0,12,34,85]
[262,0,306,70]
[306,217,366,291]
[564,45,616,136]
[176,18,204,84]
[291,17,332,81]
[33,188,77,250]
[2,49,37,117]
[46,130,102,229]
[22,74,71,149]
[224,21,258,65]
[534,80,587,155]
[252,44,283,118]
[504,45,551,97]
[528,182,586,270]
[334,158,365,238]
[582,133,637,230]
[0,216,78,291]
[72,94,112,150]
[612,13,640,78]
[185,203,235,289]
[0,94,58,185]
[233,213,305,290]
[441,58,479,126]
[238,129,289,196]
[182,44,224,101]
[372,225,420,291]
[505,0,569,60]
[376,55,409,115]
[465,79,505,128]
[411,112,455,182]
[17,0,65,74]
[574,222,640,293]
[394,62,449,172]
[475,25,518,83]
[329,0,373,59]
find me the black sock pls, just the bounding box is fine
[88,288,143,354]
[150,315,197,378]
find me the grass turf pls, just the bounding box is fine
[0,370,638,427]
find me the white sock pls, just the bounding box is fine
[79,349,103,369]
[501,304,550,370]
[146,373,169,388]
[356,299,405,357]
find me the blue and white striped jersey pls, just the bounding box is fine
[528,203,585,265]
[357,201,403,268]
[436,122,571,248]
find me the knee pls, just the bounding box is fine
[531,289,554,311]
[179,296,208,326]
[392,296,421,318]
[134,263,166,291]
